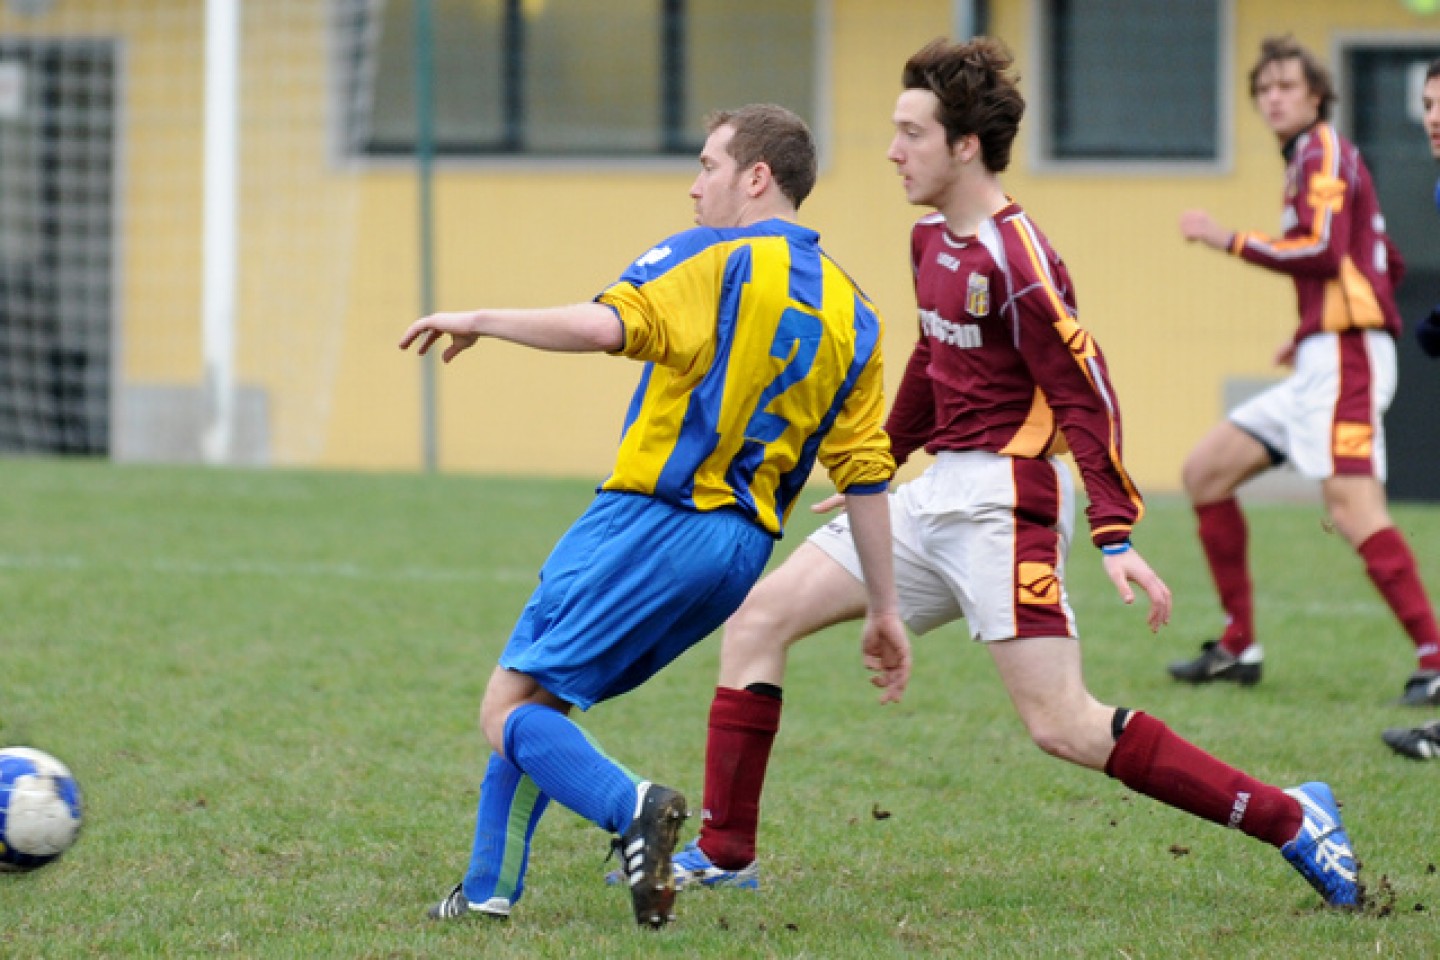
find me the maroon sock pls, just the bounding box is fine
[697,686,782,869]
[1105,712,1301,848]
[1195,498,1255,655]
[1359,527,1440,671]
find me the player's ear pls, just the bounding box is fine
[747,161,773,198]
[952,132,981,165]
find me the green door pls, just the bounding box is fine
[1348,44,1440,501]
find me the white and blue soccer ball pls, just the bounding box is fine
[0,747,83,872]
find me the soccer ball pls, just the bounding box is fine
[0,747,83,872]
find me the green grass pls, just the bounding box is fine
[1,458,1438,958]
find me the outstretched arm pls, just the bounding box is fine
[398,302,625,362]
[1178,208,1234,252]
[1100,544,1172,634]
[844,490,910,704]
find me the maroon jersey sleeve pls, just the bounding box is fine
[1386,233,1406,290]
[996,216,1144,546]
[884,219,940,466]
[1230,126,1346,278]
[884,335,934,467]
[1228,125,1402,340]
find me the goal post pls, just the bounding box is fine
[0,0,365,466]
[201,0,239,465]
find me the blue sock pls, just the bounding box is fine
[462,752,550,905]
[503,703,640,833]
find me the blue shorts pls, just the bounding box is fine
[500,492,773,709]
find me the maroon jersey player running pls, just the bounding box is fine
[1169,36,1440,707]
[658,36,1360,909]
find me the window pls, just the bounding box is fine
[1039,0,1224,164]
[337,0,819,159]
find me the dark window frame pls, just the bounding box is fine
[334,0,820,162]
[1031,0,1233,173]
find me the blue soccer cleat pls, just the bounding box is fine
[1280,782,1359,908]
[672,839,760,891]
[605,837,760,891]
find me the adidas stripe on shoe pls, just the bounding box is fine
[611,781,688,928]
[1280,782,1359,909]
[672,839,760,890]
[426,883,511,921]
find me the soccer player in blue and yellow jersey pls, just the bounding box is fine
[398,104,908,928]
[1171,37,1440,707]
[668,37,1360,910]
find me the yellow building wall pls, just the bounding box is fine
[336,1,960,479]
[334,0,1440,492]
[3,0,1435,489]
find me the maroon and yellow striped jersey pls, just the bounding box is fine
[1229,122,1405,343]
[885,204,1142,549]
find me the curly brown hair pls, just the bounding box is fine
[900,37,1025,174]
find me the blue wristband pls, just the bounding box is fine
[1101,541,1132,556]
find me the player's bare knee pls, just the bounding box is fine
[1181,455,1223,503]
[1024,702,1112,768]
[1179,456,1209,501]
[1028,726,1077,762]
[477,699,508,750]
[727,590,798,647]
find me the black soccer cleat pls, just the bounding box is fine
[1167,640,1263,686]
[1382,720,1440,760]
[1398,670,1440,707]
[611,781,688,928]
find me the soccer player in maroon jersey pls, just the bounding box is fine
[661,36,1359,908]
[1169,37,1440,707]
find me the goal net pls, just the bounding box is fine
[0,0,367,465]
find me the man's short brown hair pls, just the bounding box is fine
[706,104,818,209]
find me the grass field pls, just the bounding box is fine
[2,458,1438,958]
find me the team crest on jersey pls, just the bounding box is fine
[965,272,989,318]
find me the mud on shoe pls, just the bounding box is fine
[1167,640,1263,686]
[1280,782,1359,909]
[426,883,511,921]
[612,781,688,928]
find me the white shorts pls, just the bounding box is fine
[1229,330,1395,481]
[809,450,1077,642]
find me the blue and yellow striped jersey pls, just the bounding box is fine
[597,218,894,537]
